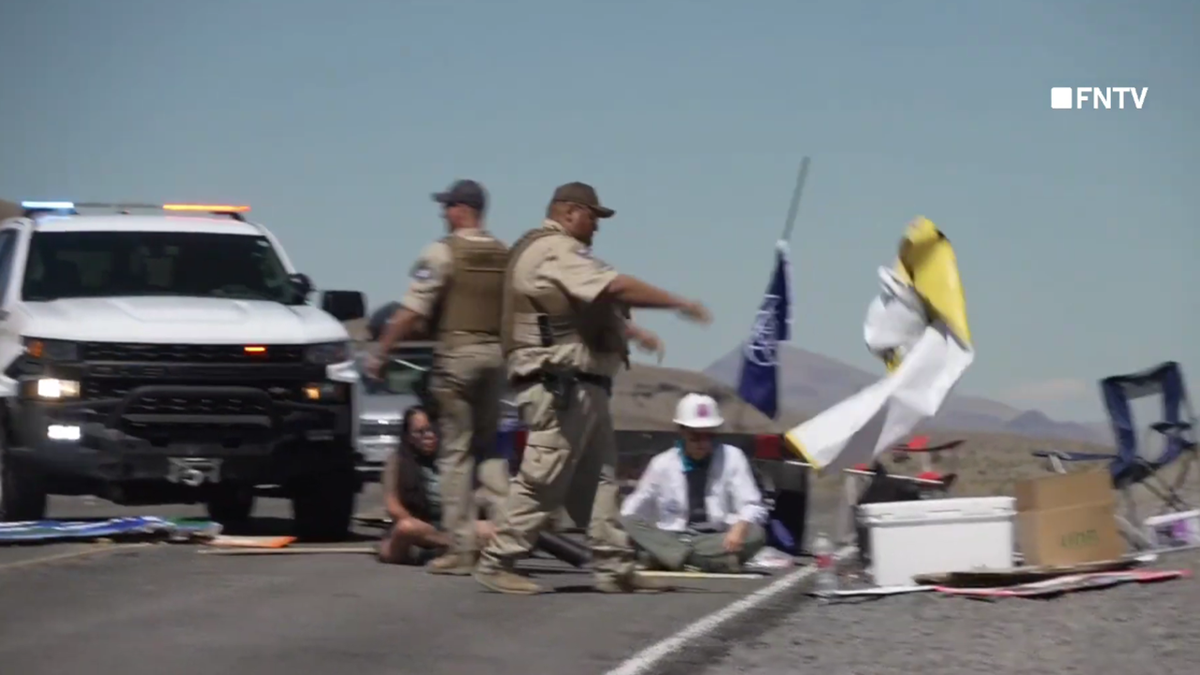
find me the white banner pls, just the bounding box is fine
[784,219,973,473]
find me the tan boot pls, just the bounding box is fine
[425,552,476,576]
[473,568,546,595]
[594,572,674,594]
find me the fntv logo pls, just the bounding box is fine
[1051,87,1148,110]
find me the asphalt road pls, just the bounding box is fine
[0,485,781,675]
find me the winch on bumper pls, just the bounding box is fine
[1,341,361,539]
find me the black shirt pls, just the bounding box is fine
[684,453,711,525]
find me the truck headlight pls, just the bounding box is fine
[32,378,81,399]
[304,341,350,365]
[302,382,347,402]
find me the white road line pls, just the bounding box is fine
[604,545,857,675]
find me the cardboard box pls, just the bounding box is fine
[1014,470,1125,566]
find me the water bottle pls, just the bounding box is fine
[812,531,838,598]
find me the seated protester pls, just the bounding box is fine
[378,406,496,564]
[619,393,768,573]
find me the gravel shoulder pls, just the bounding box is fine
[703,549,1200,675]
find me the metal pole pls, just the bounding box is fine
[780,156,810,243]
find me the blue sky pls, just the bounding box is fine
[2,0,1196,422]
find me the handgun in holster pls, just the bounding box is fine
[540,364,577,413]
[535,315,577,412]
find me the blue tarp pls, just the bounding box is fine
[0,516,220,545]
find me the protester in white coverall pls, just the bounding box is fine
[619,393,768,573]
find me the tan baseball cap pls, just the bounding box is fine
[550,182,615,219]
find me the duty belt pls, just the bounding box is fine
[511,369,613,396]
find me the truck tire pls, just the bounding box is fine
[205,483,255,528]
[290,468,357,542]
[0,429,49,522]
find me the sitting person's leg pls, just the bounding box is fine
[686,523,768,573]
[736,522,767,563]
[378,517,449,565]
[618,515,692,570]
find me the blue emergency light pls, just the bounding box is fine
[19,201,250,220]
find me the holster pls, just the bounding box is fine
[539,364,578,413]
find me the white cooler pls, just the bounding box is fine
[858,496,1016,587]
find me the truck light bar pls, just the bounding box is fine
[21,201,75,210]
[163,204,251,213]
[20,201,251,220]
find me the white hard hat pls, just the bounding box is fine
[673,393,724,429]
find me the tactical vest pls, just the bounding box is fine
[432,233,509,345]
[500,227,630,367]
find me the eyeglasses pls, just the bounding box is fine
[410,426,436,436]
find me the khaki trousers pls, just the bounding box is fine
[429,342,510,556]
[479,380,634,581]
[620,516,766,572]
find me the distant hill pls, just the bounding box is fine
[343,307,1112,445]
[705,344,1112,446]
[612,363,779,434]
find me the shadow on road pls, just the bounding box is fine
[218,516,378,543]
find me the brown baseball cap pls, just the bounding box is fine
[550,182,615,219]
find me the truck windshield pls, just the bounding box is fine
[21,231,301,304]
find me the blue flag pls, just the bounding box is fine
[736,241,792,419]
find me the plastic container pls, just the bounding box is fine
[858,496,1016,587]
[812,531,837,597]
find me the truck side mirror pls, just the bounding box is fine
[321,290,367,322]
[289,273,314,299]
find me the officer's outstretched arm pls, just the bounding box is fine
[371,306,429,373]
[602,275,711,324]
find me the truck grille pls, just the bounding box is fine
[82,380,299,404]
[80,342,305,364]
[127,393,272,416]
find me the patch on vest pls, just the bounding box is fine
[575,246,612,271]
[409,260,435,281]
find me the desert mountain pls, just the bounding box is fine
[343,309,1110,444]
[705,344,1112,445]
[611,363,779,434]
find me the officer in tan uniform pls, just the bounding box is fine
[473,182,712,595]
[372,179,511,576]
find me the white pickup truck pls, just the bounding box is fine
[0,200,367,540]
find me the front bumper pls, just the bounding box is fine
[355,435,399,482]
[11,380,353,486]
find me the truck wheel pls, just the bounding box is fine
[290,469,357,542]
[0,444,49,523]
[205,483,255,528]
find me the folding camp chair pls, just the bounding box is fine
[1033,361,1198,550]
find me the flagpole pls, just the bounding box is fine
[780,156,810,243]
